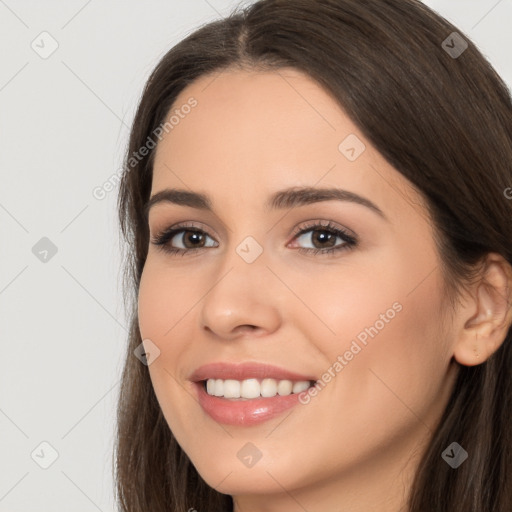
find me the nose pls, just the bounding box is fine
[199,250,282,341]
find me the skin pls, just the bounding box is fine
[137,67,512,512]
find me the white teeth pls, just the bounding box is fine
[241,378,260,399]
[292,381,310,393]
[260,378,277,397]
[214,379,224,397]
[204,378,313,398]
[277,380,293,396]
[223,379,241,398]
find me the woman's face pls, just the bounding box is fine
[138,67,459,507]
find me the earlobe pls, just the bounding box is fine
[452,254,512,367]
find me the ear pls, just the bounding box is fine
[453,253,512,367]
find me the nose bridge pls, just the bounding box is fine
[216,210,270,274]
[199,232,281,337]
[207,230,269,306]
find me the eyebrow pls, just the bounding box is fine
[144,186,388,221]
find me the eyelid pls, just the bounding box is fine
[150,220,218,239]
[290,219,356,239]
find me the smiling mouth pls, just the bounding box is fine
[202,378,317,400]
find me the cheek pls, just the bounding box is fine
[137,263,164,339]
[301,241,450,425]
[137,262,195,440]
[137,258,197,340]
[137,258,203,397]
[328,231,448,372]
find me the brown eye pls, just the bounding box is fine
[151,226,218,255]
[290,221,358,256]
[298,228,338,249]
[175,230,207,249]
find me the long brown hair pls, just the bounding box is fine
[114,1,512,510]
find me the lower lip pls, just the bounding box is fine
[193,381,306,426]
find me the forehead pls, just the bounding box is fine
[154,67,348,168]
[151,68,426,220]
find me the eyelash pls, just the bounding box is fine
[150,220,358,258]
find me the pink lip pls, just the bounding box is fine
[189,362,317,427]
[189,361,316,382]
[192,381,308,426]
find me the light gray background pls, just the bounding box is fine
[1,1,511,511]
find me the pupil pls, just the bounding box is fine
[314,230,334,248]
[186,231,203,247]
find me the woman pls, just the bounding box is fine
[114,0,512,510]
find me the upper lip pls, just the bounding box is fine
[189,362,317,382]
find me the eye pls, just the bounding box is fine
[150,222,217,256]
[289,220,357,256]
[150,220,358,257]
